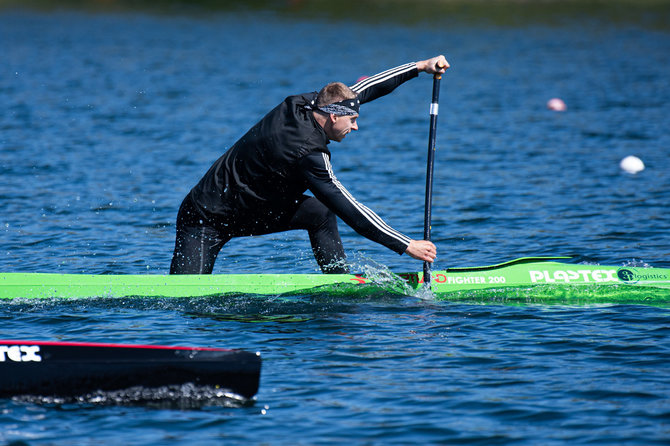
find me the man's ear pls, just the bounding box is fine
[329,113,338,124]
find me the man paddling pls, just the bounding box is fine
[170,56,448,274]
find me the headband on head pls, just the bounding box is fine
[312,97,360,116]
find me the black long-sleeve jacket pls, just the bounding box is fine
[189,62,419,254]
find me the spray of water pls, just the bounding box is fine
[12,383,253,409]
[345,253,436,300]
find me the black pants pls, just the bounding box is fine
[169,195,349,274]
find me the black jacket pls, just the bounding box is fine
[189,62,419,254]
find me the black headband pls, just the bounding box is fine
[316,97,360,116]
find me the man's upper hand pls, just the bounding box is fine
[405,240,437,263]
[416,55,450,75]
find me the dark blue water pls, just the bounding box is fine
[1,8,670,445]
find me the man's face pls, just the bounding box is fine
[328,114,359,142]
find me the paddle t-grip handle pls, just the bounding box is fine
[434,61,446,80]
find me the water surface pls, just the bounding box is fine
[1,7,669,445]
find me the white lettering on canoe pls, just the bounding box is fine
[0,345,42,362]
[447,276,486,285]
[529,269,618,284]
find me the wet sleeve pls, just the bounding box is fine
[349,62,419,104]
[298,151,412,255]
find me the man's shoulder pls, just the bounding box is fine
[284,91,318,106]
[296,146,331,170]
[278,92,327,147]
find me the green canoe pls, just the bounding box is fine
[1,257,669,305]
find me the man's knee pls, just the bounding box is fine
[307,199,337,230]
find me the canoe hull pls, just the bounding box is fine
[1,258,668,302]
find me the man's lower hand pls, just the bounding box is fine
[405,240,437,262]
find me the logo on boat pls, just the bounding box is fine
[617,269,637,283]
[0,345,42,362]
[617,268,668,284]
[529,269,618,284]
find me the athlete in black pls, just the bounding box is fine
[170,56,448,274]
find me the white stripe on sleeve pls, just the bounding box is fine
[350,62,417,94]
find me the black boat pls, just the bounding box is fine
[0,340,261,399]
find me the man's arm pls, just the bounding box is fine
[350,55,450,105]
[298,152,436,262]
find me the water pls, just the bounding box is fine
[2,6,670,445]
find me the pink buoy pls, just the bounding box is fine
[547,98,567,111]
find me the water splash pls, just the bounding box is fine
[622,259,651,268]
[348,253,432,300]
[412,282,437,301]
[12,383,253,410]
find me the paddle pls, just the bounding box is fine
[423,62,444,289]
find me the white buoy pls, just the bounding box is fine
[547,98,566,111]
[619,155,645,174]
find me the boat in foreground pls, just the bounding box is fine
[0,340,261,399]
[1,257,669,304]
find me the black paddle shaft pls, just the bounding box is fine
[423,70,442,288]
